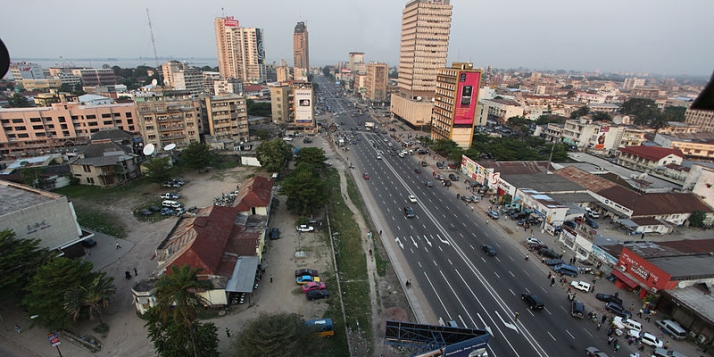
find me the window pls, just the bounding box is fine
[146,126,154,130]
[15,126,26,131]
[86,115,96,119]
[30,117,41,122]
[7,134,15,138]
[86,177,95,184]
[63,131,70,136]
[60,124,68,129]
[17,133,29,138]
[36,132,46,137]
[83,165,92,173]
[12,118,23,123]
[103,121,113,125]
[126,112,132,118]
[32,125,44,130]
[87,122,98,127]
[46,124,54,129]
[71,115,79,120]
[101,113,111,118]
[113,113,120,117]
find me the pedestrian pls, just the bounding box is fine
[641,233,645,240]
[225,328,231,337]
[379,230,383,236]
[125,271,132,280]
[547,272,552,280]
[471,206,473,212]
[602,315,608,324]
[596,322,601,331]
[134,267,138,276]
[116,241,121,250]
[645,314,651,323]
[270,275,273,283]
[567,286,572,293]
[514,312,519,321]
[664,341,670,350]
[562,281,567,289]
[614,342,620,351]
[607,336,613,345]
[629,304,634,312]
[550,277,555,287]
[15,324,21,334]
[637,310,643,318]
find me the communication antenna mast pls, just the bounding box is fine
[146,8,162,84]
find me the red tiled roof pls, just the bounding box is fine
[657,239,714,254]
[554,166,617,193]
[617,146,684,162]
[630,192,714,216]
[234,176,273,211]
[244,85,267,92]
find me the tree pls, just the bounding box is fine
[570,105,590,119]
[182,142,213,173]
[64,273,116,325]
[23,257,97,330]
[146,309,219,357]
[256,139,293,172]
[254,129,271,141]
[591,111,612,121]
[621,98,659,125]
[663,106,686,122]
[0,229,48,292]
[246,99,271,117]
[295,147,328,168]
[689,211,706,228]
[144,157,173,183]
[431,139,461,158]
[153,265,214,357]
[9,93,31,108]
[231,313,317,357]
[280,164,328,215]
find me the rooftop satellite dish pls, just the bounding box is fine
[143,143,155,156]
[151,78,158,86]
[164,143,176,151]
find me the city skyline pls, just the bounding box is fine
[1,0,713,76]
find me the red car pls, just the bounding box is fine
[363,173,370,180]
[302,281,326,293]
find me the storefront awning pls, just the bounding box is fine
[618,219,639,229]
[612,269,639,289]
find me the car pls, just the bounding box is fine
[139,209,154,216]
[148,205,162,212]
[563,221,577,229]
[538,248,561,259]
[632,331,664,348]
[570,281,591,292]
[425,181,434,187]
[270,228,280,240]
[521,293,544,310]
[306,290,330,301]
[296,275,321,285]
[571,300,585,319]
[162,200,181,208]
[544,259,564,266]
[595,293,623,306]
[437,174,445,181]
[414,168,422,174]
[448,174,458,181]
[294,269,319,277]
[460,195,473,203]
[586,207,600,218]
[421,161,428,167]
[442,180,452,186]
[526,236,543,245]
[487,210,499,219]
[585,217,599,229]
[585,346,610,357]
[296,225,315,232]
[528,242,548,251]
[161,193,181,200]
[418,149,429,155]
[301,281,327,293]
[404,207,415,218]
[480,244,497,256]
[376,154,383,160]
[163,181,181,188]
[408,195,417,203]
[363,173,370,180]
[436,162,445,169]
[605,302,632,318]
[160,207,175,216]
[81,238,97,248]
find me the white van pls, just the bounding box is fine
[612,316,642,333]
[162,200,181,208]
[656,319,687,340]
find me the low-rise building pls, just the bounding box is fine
[616,146,685,172]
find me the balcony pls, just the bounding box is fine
[158,124,185,132]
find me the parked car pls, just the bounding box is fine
[296,225,315,232]
[538,248,561,259]
[563,221,577,229]
[630,331,663,348]
[528,243,548,251]
[448,174,458,181]
[270,228,280,240]
[161,193,181,200]
[570,281,591,292]
[605,302,632,318]
[585,217,599,229]
[595,293,623,306]
[487,210,499,219]
[306,290,330,301]
[480,244,497,256]
[526,237,543,245]
[544,259,564,266]
[81,238,97,248]
[301,281,327,293]
[296,275,321,285]
[160,207,175,216]
[442,180,452,186]
[521,293,544,310]
[585,347,610,357]
[139,209,154,216]
[294,269,319,277]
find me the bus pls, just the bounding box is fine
[305,318,334,338]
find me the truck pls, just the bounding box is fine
[365,122,375,131]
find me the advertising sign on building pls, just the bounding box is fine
[454,71,481,125]
[294,89,313,123]
[595,126,610,149]
[224,16,239,27]
[256,29,265,64]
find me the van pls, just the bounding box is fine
[652,347,689,357]
[162,200,181,208]
[571,300,585,318]
[656,319,687,340]
[613,316,642,333]
[554,264,579,277]
[447,320,459,328]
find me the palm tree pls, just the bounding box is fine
[64,273,116,325]
[154,265,212,357]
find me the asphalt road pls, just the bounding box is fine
[314,78,627,357]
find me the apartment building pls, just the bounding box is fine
[293,22,309,80]
[10,62,45,80]
[202,71,222,95]
[390,0,452,128]
[134,91,200,150]
[269,85,291,124]
[617,146,685,172]
[683,72,714,132]
[214,79,243,96]
[70,68,117,87]
[214,16,267,83]
[276,65,290,82]
[0,102,138,156]
[365,62,388,103]
[431,63,482,149]
[161,61,204,96]
[200,94,249,145]
[623,77,646,90]
[562,118,645,151]
[653,132,714,160]
[478,98,524,124]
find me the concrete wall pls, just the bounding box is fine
[2,196,82,251]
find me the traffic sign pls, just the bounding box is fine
[47,332,61,347]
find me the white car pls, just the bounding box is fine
[526,236,543,245]
[408,195,417,203]
[161,193,181,200]
[629,331,663,348]
[570,281,591,292]
[296,225,315,232]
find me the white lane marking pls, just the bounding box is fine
[495,310,518,332]
[476,313,494,337]
[435,233,450,245]
[423,271,452,320]
[565,330,574,339]
[547,331,556,341]
[410,236,418,248]
[395,238,404,249]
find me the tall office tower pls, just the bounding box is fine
[214,16,267,83]
[293,21,309,80]
[365,62,389,103]
[431,63,482,149]
[390,0,453,129]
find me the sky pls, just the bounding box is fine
[2,0,713,76]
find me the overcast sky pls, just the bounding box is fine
[2,0,713,76]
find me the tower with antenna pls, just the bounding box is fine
[146,8,162,85]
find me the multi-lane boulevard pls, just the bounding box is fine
[315,76,614,357]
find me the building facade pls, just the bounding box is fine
[365,63,388,103]
[276,65,290,82]
[70,68,117,87]
[10,62,45,80]
[134,91,200,150]
[200,94,249,144]
[214,16,267,83]
[293,21,309,80]
[161,61,204,96]
[269,85,291,124]
[431,63,482,148]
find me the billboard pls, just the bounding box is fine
[294,89,313,123]
[453,71,481,125]
[256,29,265,64]
[594,126,610,149]
[224,16,239,27]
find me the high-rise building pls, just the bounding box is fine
[214,16,267,83]
[390,0,453,129]
[365,63,389,103]
[431,63,482,148]
[623,77,646,90]
[161,61,204,96]
[293,21,309,80]
[291,82,315,128]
